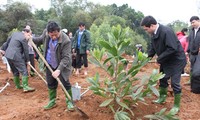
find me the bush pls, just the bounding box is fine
[87,25,164,119]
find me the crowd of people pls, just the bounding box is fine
[0,15,200,115]
[0,21,91,111]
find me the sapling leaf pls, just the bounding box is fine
[100,98,114,107]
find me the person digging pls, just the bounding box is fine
[0,28,35,93]
[32,21,74,111]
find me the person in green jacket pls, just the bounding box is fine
[72,22,91,76]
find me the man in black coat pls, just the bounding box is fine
[187,16,200,93]
[140,16,186,115]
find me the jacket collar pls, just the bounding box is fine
[152,24,161,39]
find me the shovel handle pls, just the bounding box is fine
[29,38,72,100]
[0,82,10,93]
[28,63,47,84]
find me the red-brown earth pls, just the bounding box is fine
[0,55,199,120]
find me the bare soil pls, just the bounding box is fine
[0,56,199,120]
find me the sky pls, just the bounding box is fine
[1,0,200,24]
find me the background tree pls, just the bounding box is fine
[0,0,190,55]
[167,20,189,33]
[90,22,146,55]
[0,2,33,44]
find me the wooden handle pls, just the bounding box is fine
[28,63,47,84]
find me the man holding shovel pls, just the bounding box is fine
[32,21,74,111]
[0,28,35,92]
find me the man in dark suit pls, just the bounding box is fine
[140,16,186,115]
[0,28,35,92]
[187,16,200,93]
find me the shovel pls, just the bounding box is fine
[29,38,89,119]
[0,82,10,93]
[2,56,11,73]
[28,63,47,84]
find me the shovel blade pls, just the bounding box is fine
[75,106,89,119]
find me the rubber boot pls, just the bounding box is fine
[66,89,75,111]
[44,89,57,110]
[22,76,35,92]
[153,87,167,104]
[13,76,23,89]
[168,93,181,115]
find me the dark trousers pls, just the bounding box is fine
[76,49,88,68]
[159,71,182,94]
[72,54,76,68]
[29,54,35,73]
[46,66,71,90]
[189,54,197,73]
[7,58,28,76]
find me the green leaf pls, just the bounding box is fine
[88,57,102,67]
[135,86,143,95]
[127,64,140,75]
[99,40,112,50]
[116,72,126,83]
[89,86,99,91]
[110,46,118,56]
[140,76,149,85]
[103,57,113,65]
[144,115,160,119]
[87,78,99,87]
[158,108,167,115]
[117,40,124,48]
[99,98,114,107]
[87,73,101,87]
[94,91,107,97]
[117,101,129,110]
[149,86,159,97]
[121,82,131,96]
[118,41,131,55]
[99,40,118,56]
[114,111,131,120]
[117,63,124,74]
[107,64,114,76]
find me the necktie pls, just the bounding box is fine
[49,40,58,69]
